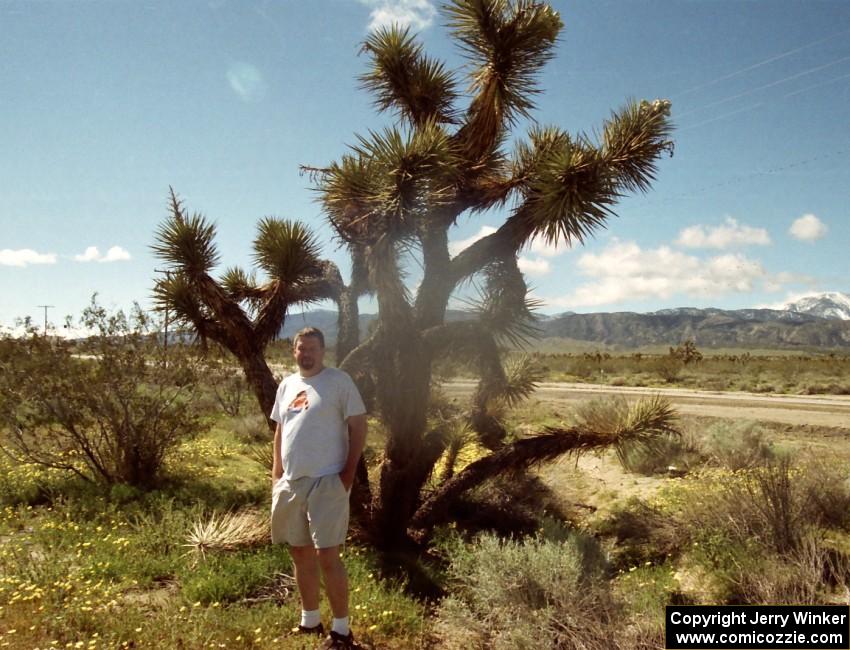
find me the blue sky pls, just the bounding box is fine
[1,0,848,329]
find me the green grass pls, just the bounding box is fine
[3,372,850,649]
[0,420,428,649]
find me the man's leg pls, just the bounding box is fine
[290,544,321,611]
[318,545,349,622]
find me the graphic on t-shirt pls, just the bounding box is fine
[287,390,309,414]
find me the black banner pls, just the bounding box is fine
[666,605,850,649]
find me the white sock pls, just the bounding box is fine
[301,609,321,628]
[331,616,350,636]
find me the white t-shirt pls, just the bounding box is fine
[270,366,366,481]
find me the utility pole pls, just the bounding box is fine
[37,305,54,335]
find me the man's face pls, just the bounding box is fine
[293,335,324,372]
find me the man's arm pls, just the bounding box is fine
[272,421,283,487]
[339,414,367,491]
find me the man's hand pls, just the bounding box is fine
[338,470,355,492]
[338,413,367,493]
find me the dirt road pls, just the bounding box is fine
[443,380,850,429]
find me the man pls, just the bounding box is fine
[270,327,368,650]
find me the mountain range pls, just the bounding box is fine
[4,293,848,351]
[281,292,850,351]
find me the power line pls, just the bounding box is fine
[674,27,850,99]
[632,147,850,208]
[782,70,850,99]
[679,52,850,119]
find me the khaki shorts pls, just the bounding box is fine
[271,474,350,548]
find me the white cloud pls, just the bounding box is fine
[74,246,101,262]
[226,62,268,103]
[676,217,770,249]
[73,246,131,263]
[526,233,571,258]
[541,240,786,309]
[358,0,436,32]
[448,225,497,257]
[449,226,571,262]
[517,256,551,276]
[789,213,827,242]
[0,248,57,267]
[101,246,131,262]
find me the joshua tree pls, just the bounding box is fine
[151,189,368,424]
[305,0,677,546]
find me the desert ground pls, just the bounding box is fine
[445,379,850,429]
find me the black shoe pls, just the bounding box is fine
[319,629,362,649]
[297,623,325,636]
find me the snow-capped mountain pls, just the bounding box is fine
[782,292,850,321]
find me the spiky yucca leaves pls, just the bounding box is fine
[437,422,476,483]
[571,396,680,468]
[496,354,544,409]
[446,0,562,153]
[152,191,220,277]
[185,509,270,557]
[220,267,264,315]
[360,26,458,126]
[253,217,322,285]
[473,255,541,347]
[152,272,220,340]
[602,99,675,194]
[409,396,678,535]
[246,443,274,479]
[322,122,459,246]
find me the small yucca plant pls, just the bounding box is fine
[185,509,269,557]
[245,444,275,478]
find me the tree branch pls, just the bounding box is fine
[409,396,678,534]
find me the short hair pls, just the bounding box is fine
[293,326,325,349]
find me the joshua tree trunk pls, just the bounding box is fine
[335,287,361,366]
[234,344,279,432]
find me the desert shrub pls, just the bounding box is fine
[433,532,615,650]
[568,356,598,379]
[797,457,850,530]
[211,369,249,416]
[596,498,687,570]
[676,457,850,604]
[0,300,208,488]
[646,356,684,383]
[231,413,271,445]
[619,431,703,476]
[699,420,775,470]
[683,458,806,554]
[800,382,850,395]
[689,531,842,605]
[199,346,251,416]
[448,472,571,539]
